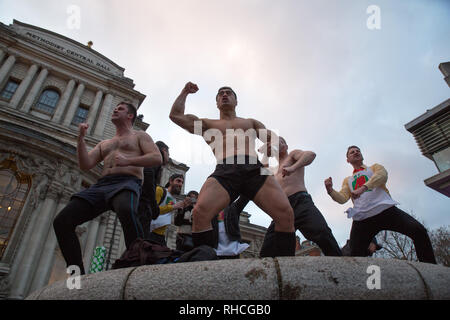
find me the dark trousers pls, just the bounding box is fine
[176,233,194,252]
[136,167,159,238]
[53,190,142,274]
[349,205,436,264]
[260,192,342,257]
[136,198,152,239]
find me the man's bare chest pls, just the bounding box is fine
[208,119,255,134]
[101,136,140,156]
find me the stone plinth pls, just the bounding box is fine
[26,257,450,300]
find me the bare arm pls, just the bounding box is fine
[282,150,316,177]
[252,118,281,168]
[77,123,102,171]
[169,82,207,135]
[252,119,279,146]
[252,119,275,168]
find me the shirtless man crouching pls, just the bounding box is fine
[260,137,342,256]
[53,102,162,274]
[169,82,295,257]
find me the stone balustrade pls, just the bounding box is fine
[26,256,450,300]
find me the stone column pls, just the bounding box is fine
[28,192,70,294]
[6,171,49,287]
[8,187,58,299]
[20,68,48,113]
[7,199,41,287]
[62,83,85,127]
[0,49,5,65]
[86,90,103,133]
[95,214,108,247]
[51,79,75,123]
[117,232,126,258]
[9,64,39,109]
[82,218,100,272]
[0,55,15,84]
[93,93,113,137]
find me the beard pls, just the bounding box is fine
[171,185,181,195]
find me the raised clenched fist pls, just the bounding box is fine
[78,123,89,138]
[183,82,199,94]
[324,177,333,193]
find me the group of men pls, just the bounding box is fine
[53,82,436,275]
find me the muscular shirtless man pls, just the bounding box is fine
[170,82,295,257]
[53,102,162,274]
[260,137,342,256]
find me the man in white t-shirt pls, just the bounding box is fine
[324,145,436,264]
[149,173,190,245]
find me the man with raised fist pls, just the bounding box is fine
[324,145,436,264]
[53,102,162,274]
[169,82,295,257]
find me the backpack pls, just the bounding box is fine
[112,238,179,269]
[112,239,217,270]
[176,245,217,263]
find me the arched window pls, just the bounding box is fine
[72,104,90,125]
[34,89,60,115]
[0,79,20,101]
[0,159,31,260]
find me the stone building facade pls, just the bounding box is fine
[0,19,152,299]
[0,19,272,300]
[295,240,322,257]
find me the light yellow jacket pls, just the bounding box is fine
[152,186,176,236]
[329,163,391,204]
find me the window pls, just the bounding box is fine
[34,89,60,114]
[72,105,89,125]
[0,159,31,260]
[432,147,450,172]
[0,79,20,101]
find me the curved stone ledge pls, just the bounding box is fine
[26,257,450,300]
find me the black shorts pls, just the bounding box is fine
[72,174,142,211]
[209,155,268,203]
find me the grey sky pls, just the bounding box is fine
[1,0,449,246]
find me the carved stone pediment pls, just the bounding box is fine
[11,20,125,78]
